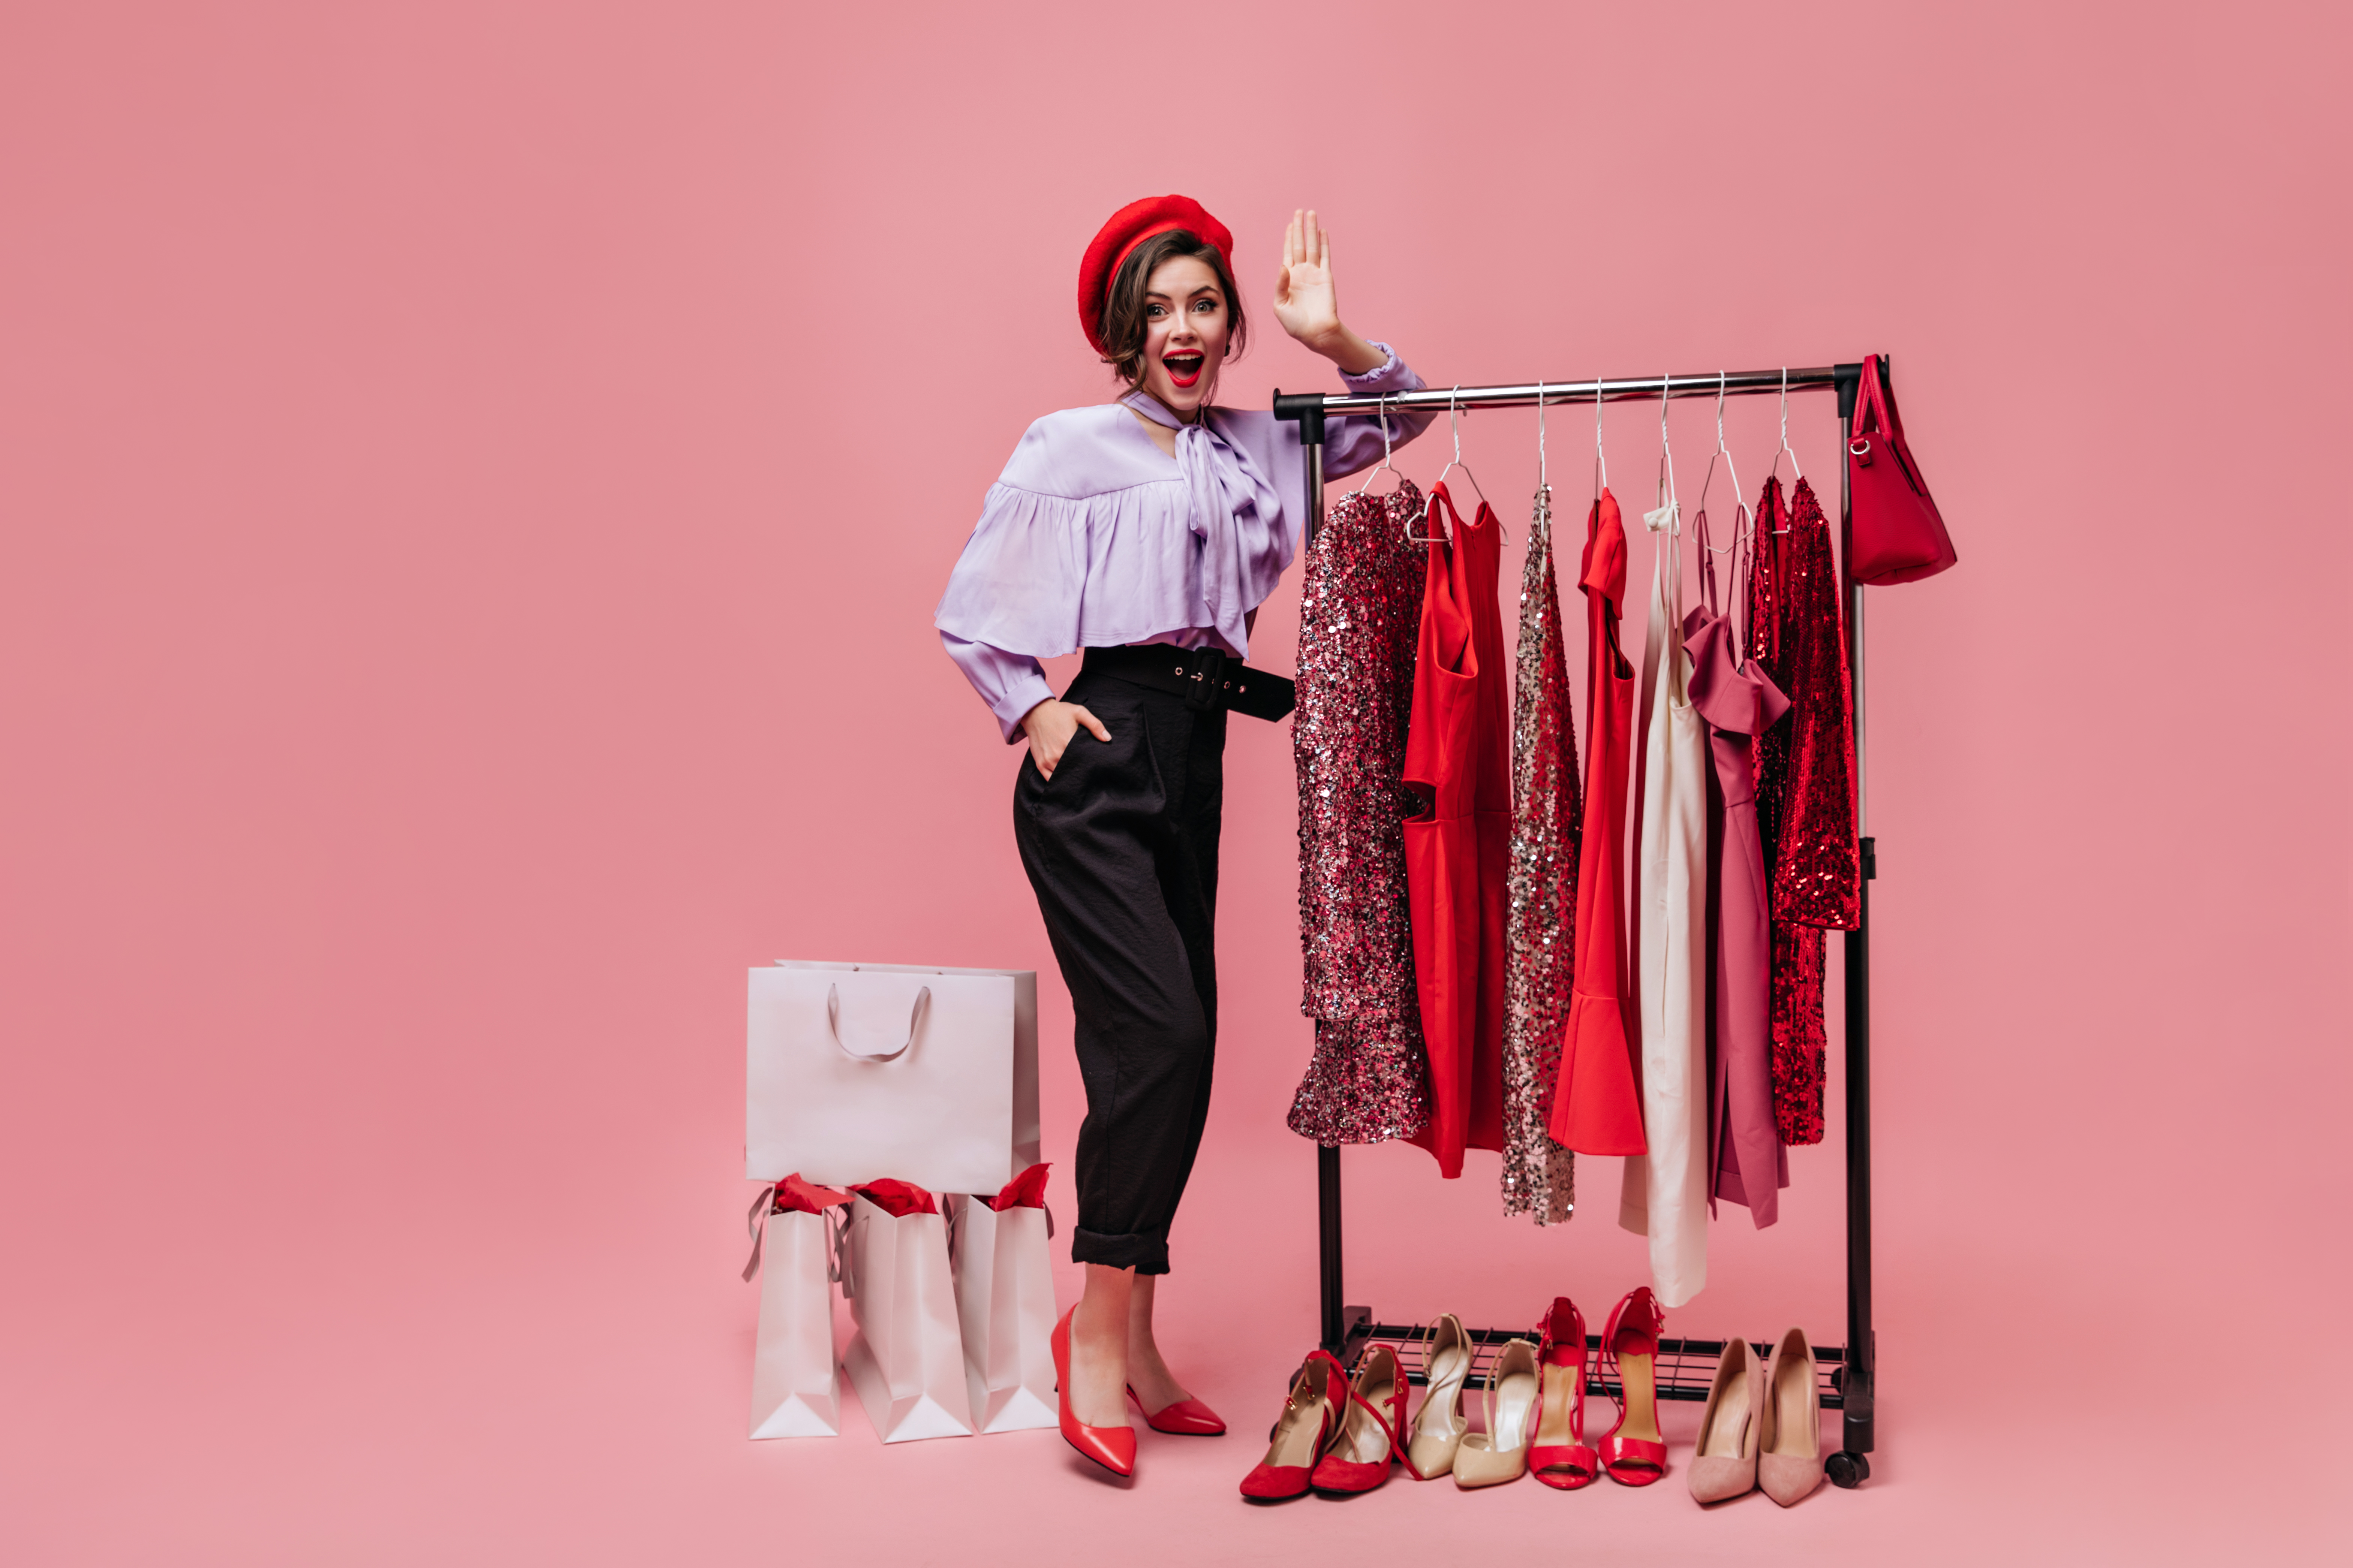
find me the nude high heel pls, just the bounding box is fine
[1404,1314,1473,1480]
[1687,1338,1765,1504]
[1758,1327,1826,1506]
[1529,1297,1599,1490]
[1596,1287,1669,1486]
[1452,1338,1541,1489]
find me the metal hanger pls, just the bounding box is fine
[1693,371,1751,604]
[1657,373,1679,516]
[1532,380,1552,545]
[1765,367,1802,532]
[1433,386,1490,511]
[1594,377,1609,499]
[1349,394,1405,500]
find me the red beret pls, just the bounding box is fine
[1077,195,1234,357]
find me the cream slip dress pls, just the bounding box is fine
[1617,494,1711,1307]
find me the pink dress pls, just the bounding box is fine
[1685,593,1790,1227]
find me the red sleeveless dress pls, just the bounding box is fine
[1402,484,1509,1177]
[1547,490,1648,1155]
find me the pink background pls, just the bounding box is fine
[2,2,2345,1562]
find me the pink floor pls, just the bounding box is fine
[2,3,2347,1563]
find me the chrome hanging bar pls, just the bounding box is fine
[1276,365,1852,421]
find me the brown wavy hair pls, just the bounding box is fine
[1095,230,1249,390]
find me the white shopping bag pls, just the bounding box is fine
[838,1184,975,1443]
[742,1177,848,1439]
[944,1165,1058,1434]
[748,960,1039,1196]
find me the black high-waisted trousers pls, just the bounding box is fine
[1013,668,1224,1276]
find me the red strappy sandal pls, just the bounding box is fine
[1529,1297,1600,1490]
[1240,1352,1348,1501]
[1309,1345,1408,1495]
[1595,1287,1669,1486]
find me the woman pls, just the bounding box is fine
[935,196,1430,1476]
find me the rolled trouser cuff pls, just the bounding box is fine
[1071,1226,1170,1275]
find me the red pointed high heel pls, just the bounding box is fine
[1126,1385,1227,1435]
[1239,1352,1346,1501]
[1309,1345,1406,1495]
[1051,1306,1137,1477]
[1529,1297,1599,1490]
[1595,1287,1668,1486]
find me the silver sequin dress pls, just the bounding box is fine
[1499,483,1581,1222]
[1289,481,1433,1145]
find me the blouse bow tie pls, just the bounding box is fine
[1126,393,1284,657]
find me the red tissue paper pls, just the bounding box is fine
[769,1173,849,1215]
[984,1163,1052,1212]
[850,1179,937,1217]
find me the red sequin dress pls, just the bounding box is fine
[1500,482,1580,1224]
[1290,481,1433,1145]
[1748,476,1858,1146]
[1402,483,1510,1178]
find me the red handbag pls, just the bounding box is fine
[1845,354,1956,585]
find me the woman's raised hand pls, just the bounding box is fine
[1272,209,1341,347]
[1020,699,1110,781]
[1272,209,1388,375]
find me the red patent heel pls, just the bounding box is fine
[1529,1296,1599,1490]
[1051,1307,1137,1478]
[1126,1384,1227,1435]
[1595,1287,1669,1486]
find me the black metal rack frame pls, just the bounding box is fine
[1272,361,1879,1489]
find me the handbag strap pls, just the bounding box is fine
[827,982,930,1063]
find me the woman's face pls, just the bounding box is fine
[1135,253,1231,419]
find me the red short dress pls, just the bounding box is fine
[1402,484,1509,1177]
[1547,489,1648,1156]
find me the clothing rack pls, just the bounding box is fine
[1272,361,1878,1489]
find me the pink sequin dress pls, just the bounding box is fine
[1500,482,1580,1224]
[1288,480,1433,1145]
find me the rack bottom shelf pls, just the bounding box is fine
[1333,1308,1847,1409]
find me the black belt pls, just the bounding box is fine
[1081,645,1296,722]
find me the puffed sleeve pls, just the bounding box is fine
[1324,344,1438,477]
[941,632,1053,745]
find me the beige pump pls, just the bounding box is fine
[1452,1338,1540,1490]
[1405,1314,1473,1479]
[1758,1327,1826,1506]
[1687,1338,1764,1504]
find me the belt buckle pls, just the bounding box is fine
[1183,646,1228,712]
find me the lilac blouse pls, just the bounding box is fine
[936,346,1433,740]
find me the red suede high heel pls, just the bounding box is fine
[1126,1385,1228,1435]
[1529,1297,1600,1490]
[1239,1352,1347,1501]
[1595,1287,1668,1486]
[1051,1307,1137,1478]
[1309,1345,1406,1496]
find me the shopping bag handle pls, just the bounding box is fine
[740,1185,853,1285]
[827,982,930,1063]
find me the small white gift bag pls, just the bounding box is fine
[944,1163,1058,1434]
[837,1182,975,1443]
[747,961,1038,1198]
[741,1176,849,1439]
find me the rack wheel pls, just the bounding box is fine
[1827,1451,1869,1489]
